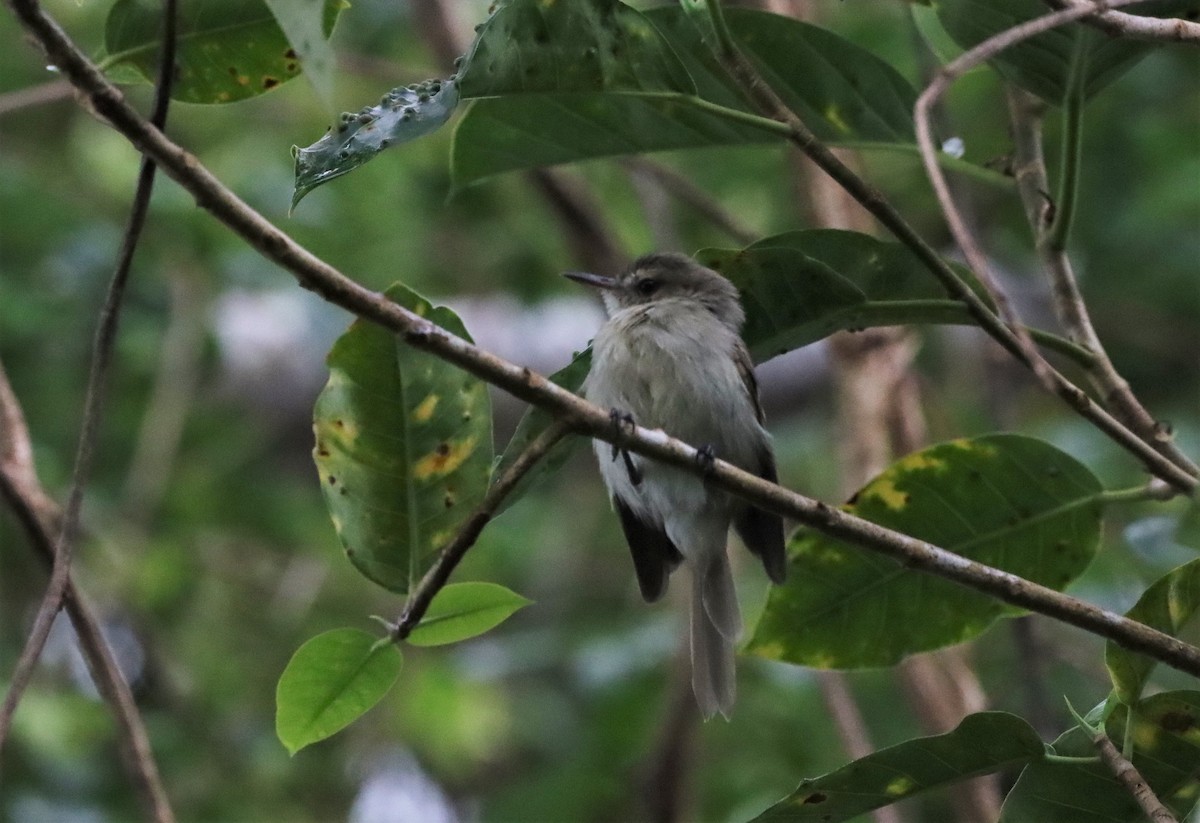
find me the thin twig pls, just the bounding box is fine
[0,364,175,823]
[619,157,758,246]
[1045,0,1200,43]
[121,272,206,524]
[0,0,176,757]
[1093,729,1178,822]
[1005,86,1199,479]
[1046,39,1088,254]
[695,0,1196,493]
[390,419,571,639]
[11,0,1200,681]
[0,78,72,116]
[911,0,1198,492]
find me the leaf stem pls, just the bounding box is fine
[1006,88,1199,482]
[1046,37,1087,253]
[834,299,1097,368]
[635,91,1016,188]
[702,0,737,58]
[913,1,1198,494]
[17,0,1200,688]
[1098,482,1178,506]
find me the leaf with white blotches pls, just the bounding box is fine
[292,79,460,209]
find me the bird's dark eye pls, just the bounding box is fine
[636,278,660,296]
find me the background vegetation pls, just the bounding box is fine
[1,0,1197,821]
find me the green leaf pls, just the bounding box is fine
[292,78,460,210]
[754,712,1044,821]
[275,628,402,755]
[748,434,1104,668]
[1106,559,1200,704]
[491,348,592,516]
[406,582,532,647]
[457,0,694,97]
[452,7,918,186]
[935,0,1198,105]
[1000,691,1200,822]
[1177,499,1200,550]
[698,230,1000,363]
[263,0,342,112]
[291,0,688,205]
[313,283,493,594]
[103,0,345,105]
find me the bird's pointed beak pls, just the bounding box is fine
[563,270,619,291]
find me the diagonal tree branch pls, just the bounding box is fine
[0,0,178,756]
[1004,86,1197,478]
[910,0,1198,491]
[0,362,175,823]
[390,419,571,640]
[1092,727,1177,822]
[699,0,1196,494]
[9,0,1200,685]
[1045,0,1200,43]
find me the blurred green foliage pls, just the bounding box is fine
[1,1,1197,821]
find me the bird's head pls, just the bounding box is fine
[564,253,744,331]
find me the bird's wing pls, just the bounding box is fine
[732,340,788,584]
[733,339,766,425]
[613,495,684,602]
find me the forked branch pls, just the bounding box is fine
[7,0,1200,697]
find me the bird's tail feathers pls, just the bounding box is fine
[701,552,743,641]
[690,557,739,719]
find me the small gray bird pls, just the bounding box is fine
[565,253,786,719]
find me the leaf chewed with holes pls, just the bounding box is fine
[292,79,460,209]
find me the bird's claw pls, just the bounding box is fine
[608,408,643,487]
[609,409,636,459]
[696,444,717,475]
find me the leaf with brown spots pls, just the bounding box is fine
[313,283,492,593]
[754,712,1043,821]
[101,0,345,105]
[749,434,1104,668]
